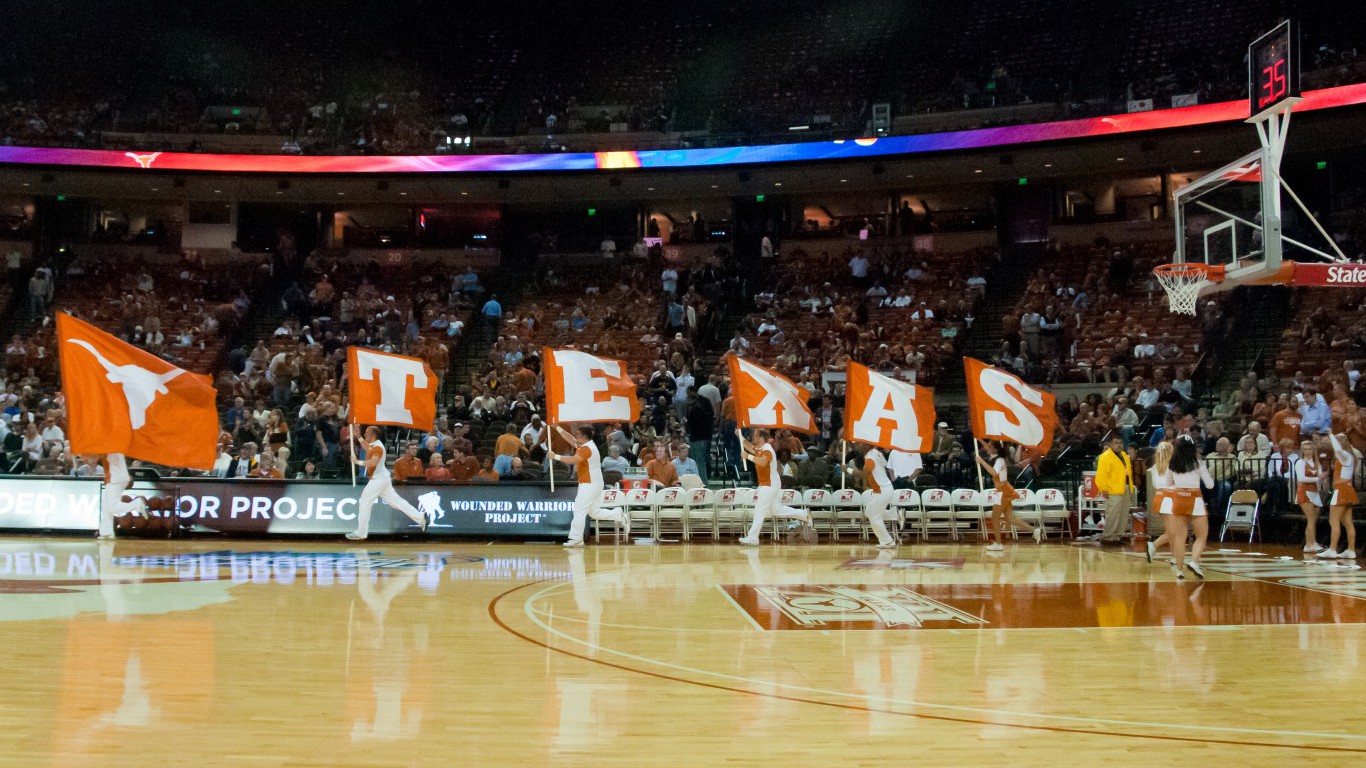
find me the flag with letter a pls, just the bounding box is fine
[963,357,1057,452]
[726,354,816,433]
[347,347,438,429]
[844,361,935,452]
[57,312,219,470]
[543,347,640,424]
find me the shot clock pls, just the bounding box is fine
[1249,20,1299,119]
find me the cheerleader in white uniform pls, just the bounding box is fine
[1157,436,1213,579]
[1295,440,1326,554]
[859,445,898,549]
[1320,433,1359,559]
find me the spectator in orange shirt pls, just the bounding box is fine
[644,445,679,487]
[392,442,424,483]
[493,426,523,475]
[252,452,285,479]
[1269,396,1302,446]
[448,447,480,482]
[475,456,500,482]
[511,363,537,395]
[424,453,451,482]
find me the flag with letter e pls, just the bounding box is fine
[844,361,935,452]
[347,347,438,429]
[543,347,640,424]
[963,357,1057,452]
[726,354,816,433]
[57,312,219,470]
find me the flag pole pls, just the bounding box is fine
[736,427,748,470]
[974,438,984,492]
[841,440,847,491]
[350,419,359,487]
[547,420,555,493]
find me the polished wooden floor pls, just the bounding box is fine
[0,535,1363,766]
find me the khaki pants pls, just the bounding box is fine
[1101,491,1132,543]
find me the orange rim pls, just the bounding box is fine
[1153,263,1225,281]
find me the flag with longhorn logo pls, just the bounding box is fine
[843,361,935,452]
[543,347,640,424]
[726,354,816,434]
[57,312,219,470]
[963,357,1057,452]
[347,347,438,429]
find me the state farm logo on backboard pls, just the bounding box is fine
[720,584,987,630]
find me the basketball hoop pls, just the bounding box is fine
[1153,263,1224,316]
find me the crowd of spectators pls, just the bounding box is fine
[726,242,996,389]
[2,3,1361,154]
[998,240,1212,387]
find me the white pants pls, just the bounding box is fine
[569,483,622,543]
[355,476,424,536]
[98,454,145,538]
[747,486,808,540]
[863,490,896,546]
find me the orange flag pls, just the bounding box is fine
[726,354,816,434]
[346,347,437,429]
[57,312,218,470]
[543,347,640,424]
[963,357,1057,452]
[844,361,935,452]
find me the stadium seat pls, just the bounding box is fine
[1221,490,1260,542]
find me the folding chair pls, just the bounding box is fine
[952,488,987,540]
[831,488,864,540]
[624,487,658,537]
[1036,488,1070,539]
[655,487,687,539]
[921,488,956,539]
[720,488,757,538]
[682,488,716,540]
[593,488,629,542]
[801,488,835,536]
[1221,489,1261,542]
[891,488,922,539]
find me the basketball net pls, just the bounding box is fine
[1153,263,1223,316]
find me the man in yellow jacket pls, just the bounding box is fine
[1095,434,1134,545]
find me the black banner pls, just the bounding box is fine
[0,478,577,537]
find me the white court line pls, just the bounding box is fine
[713,584,766,632]
[518,576,1366,743]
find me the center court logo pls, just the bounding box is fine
[723,584,987,630]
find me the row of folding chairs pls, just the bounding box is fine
[589,486,1072,542]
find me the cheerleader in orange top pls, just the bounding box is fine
[973,441,1041,553]
[1319,433,1360,559]
[1157,435,1213,579]
[1295,440,1326,555]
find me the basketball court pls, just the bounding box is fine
[1,537,1363,766]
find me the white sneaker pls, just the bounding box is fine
[986,543,1004,552]
[1172,564,1184,579]
[738,536,760,547]
[1304,542,1325,553]
[344,532,366,541]
[1317,549,1339,559]
[1032,527,1043,543]
[1186,561,1205,579]
[1340,550,1357,560]
[618,515,631,538]
[563,539,585,548]
[96,533,116,541]
[875,542,898,550]
[1145,541,1156,563]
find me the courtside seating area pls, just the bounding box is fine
[14,257,257,382]
[727,244,994,387]
[593,482,1073,542]
[1273,286,1366,381]
[1005,241,1208,383]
